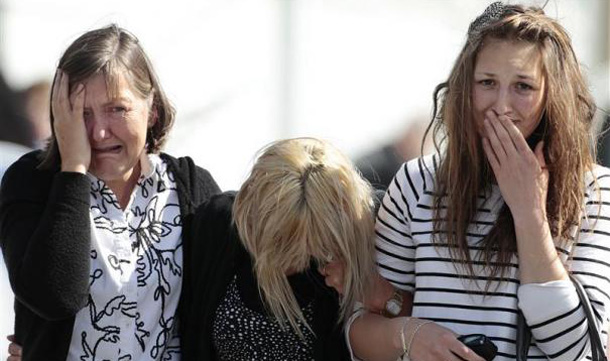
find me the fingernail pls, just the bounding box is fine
[77,84,84,92]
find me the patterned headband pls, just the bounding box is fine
[467,1,508,38]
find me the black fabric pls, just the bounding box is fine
[181,192,350,361]
[0,150,220,361]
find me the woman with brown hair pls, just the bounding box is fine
[0,25,220,360]
[346,2,610,360]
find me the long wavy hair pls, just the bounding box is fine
[39,24,175,170]
[233,138,376,337]
[426,4,597,284]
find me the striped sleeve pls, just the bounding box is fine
[375,159,420,293]
[518,168,610,360]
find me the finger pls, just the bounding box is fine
[8,357,21,361]
[317,264,327,276]
[6,335,14,342]
[54,70,70,116]
[487,113,518,158]
[482,137,500,174]
[498,115,530,154]
[51,69,62,115]
[72,84,86,115]
[534,140,546,168]
[450,339,485,361]
[483,116,508,164]
[8,342,22,356]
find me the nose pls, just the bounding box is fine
[491,86,512,116]
[87,114,111,142]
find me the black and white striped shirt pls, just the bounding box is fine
[377,154,610,360]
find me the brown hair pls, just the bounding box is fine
[39,24,175,169]
[425,3,597,284]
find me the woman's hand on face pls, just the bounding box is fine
[481,110,549,221]
[6,335,22,361]
[52,69,90,174]
[408,322,486,361]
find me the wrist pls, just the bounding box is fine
[392,317,410,355]
[512,207,547,228]
[61,163,88,174]
[382,289,404,317]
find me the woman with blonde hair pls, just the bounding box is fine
[180,137,377,360]
[344,2,610,361]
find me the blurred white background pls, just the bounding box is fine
[0,0,608,358]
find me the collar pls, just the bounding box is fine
[86,152,160,183]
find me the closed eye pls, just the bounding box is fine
[109,106,127,113]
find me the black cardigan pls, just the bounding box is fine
[0,150,220,361]
[180,192,350,360]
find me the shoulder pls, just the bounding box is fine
[3,149,44,175]
[192,191,237,232]
[202,191,237,217]
[159,152,221,202]
[190,191,239,257]
[584,164,610,197]
[389,154,438,198]
[1,150,52,198]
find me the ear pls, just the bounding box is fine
[147,93,157,127]
[148,107,158,128]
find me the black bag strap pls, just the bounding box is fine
[516,311,531,361]
[516,275,607,360]
[570,274,607,361]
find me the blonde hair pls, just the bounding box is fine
[233,137,376,336]
[426,3,597,284]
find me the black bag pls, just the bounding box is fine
[516,274,608,360]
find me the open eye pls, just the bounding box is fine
[516,82,534,92]
[477,79,495,87]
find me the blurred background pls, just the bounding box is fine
[0,0,608,357]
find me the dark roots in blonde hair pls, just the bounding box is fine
[39,24,175,170]
[425,3,597,285]
[233,138,376,337]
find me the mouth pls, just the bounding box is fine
[92,145,122,154]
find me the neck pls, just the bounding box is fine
[106,161,141,210]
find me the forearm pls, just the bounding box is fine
[1,171,92,319]
[514,212,568,284]
[349,312,405,361]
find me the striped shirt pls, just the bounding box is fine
[376,154,610,360]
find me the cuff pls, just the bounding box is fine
[517,280,579,325]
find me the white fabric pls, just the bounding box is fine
[67,153,182,361]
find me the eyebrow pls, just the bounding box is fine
[474,72,539,81]
[103,97,133,106]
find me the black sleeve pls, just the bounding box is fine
[195,166,221,203]
[0,155,91,320]
[181,191,237,360]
